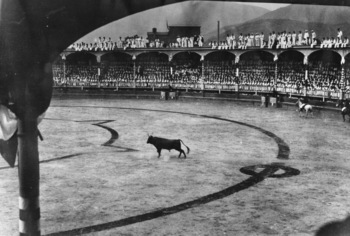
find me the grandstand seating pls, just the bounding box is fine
[53,48,350,100]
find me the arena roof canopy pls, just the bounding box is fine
[1,0,349,66]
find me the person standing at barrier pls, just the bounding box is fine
[311,30,316,44]
[287,32,292,48]
[226,34,231,49]
[298,31,303,45]
[292,31,297,46]
[255,33,260,47]
[198,35,204,47]
[337,28,343,41]
[260,32,265,48]
[268,33,273,48]
[304,30,310,45]
[176,36,181,47]
[311,37,318,48]
[238,33,243,47]
[342,36,349,48]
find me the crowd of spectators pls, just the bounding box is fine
[168,35,205,48]
[53,63,100,86]
[55,26,350,98]
[68,27,348,51]
[53,56,349,97]
[68,34,205,51]
[209,28,348,50]
[68,36,148,51]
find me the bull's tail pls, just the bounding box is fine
[180,140,190,154]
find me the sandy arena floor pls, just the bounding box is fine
[0,97,350,236]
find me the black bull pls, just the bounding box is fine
[147,136,190,158]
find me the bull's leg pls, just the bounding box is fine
[178,149,186,159]
[157,148,162,158]
[177,150,182,158]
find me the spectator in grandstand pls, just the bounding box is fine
[198,35,204,47]
[67,43,75,50]
[297,31,303,45]
[276,33,281,49]
[342,36,349,48]
[330,37,336,48]
[259,32,265,48]
[255,33,260,47]
[276,32,286,49]
[334,37,342,48]
[209,41,217,49]
[226,34,231,48]
[246,33,251,47]
[238,36,244,49]
[176,35,181,47]
[304,30,310,45]
[217,41,225,50]
[227,34,234,49]
[311,30,316,44]
[181,37,187,47]
[286,38,293,48]
[310,37,318,48]
[337,28,343,41]
[285,32,291,47]
[267,33,273,48]
[249,33,254,47]
[320,37,328,48]
[243,35,248,49]
[238,33,243,47]
[116,37,124,48]
[292,31,297,46]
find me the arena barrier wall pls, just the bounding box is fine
[53,86,343,113]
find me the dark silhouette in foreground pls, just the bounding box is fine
[315,215,350,236]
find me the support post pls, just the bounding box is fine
[273,55,278,90]
[18,117,40,236]
[217,21,220,44]
[133,60,136,89]
[274,62,278,90]
[323,90,325,102]
[63,59,66,86]
[96,55,101,88]
[201,56,205,91]
[97,67,101,88]
[341,62,345,100]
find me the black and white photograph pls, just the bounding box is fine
[1,0,350,235]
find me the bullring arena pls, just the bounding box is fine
[1,91,350,235]
[2,1,350,236]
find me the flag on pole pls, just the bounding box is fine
[0,105,46,167]
[0,105,18,167]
